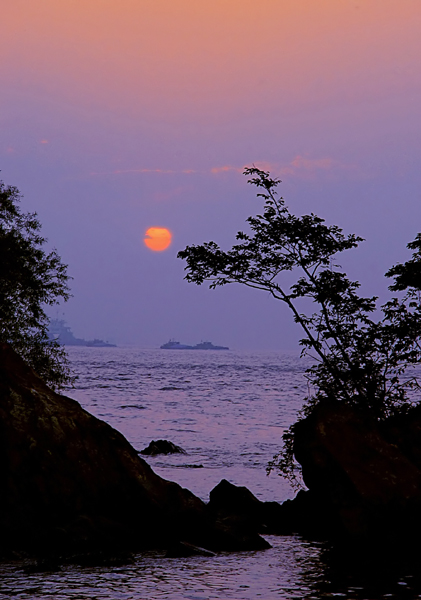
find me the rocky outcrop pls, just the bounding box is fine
[207,479,286,535]
[288,401,421,540]
[206,478,331,539]
[0,344,269,557]
[203,402,421,543]
[139,440,186,455]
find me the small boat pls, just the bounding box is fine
[192,341,229,350]
[160,339,229,350]
[160,340,193,350]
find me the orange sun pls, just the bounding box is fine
[144,227,172,251]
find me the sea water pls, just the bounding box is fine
[1,347,421,600]
[64,347,308,503]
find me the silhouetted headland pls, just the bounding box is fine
[0,343,268,561]
[48,319,116,347]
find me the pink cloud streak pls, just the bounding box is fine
[90,156,351,179]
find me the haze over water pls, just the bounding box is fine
[2,1,421,350]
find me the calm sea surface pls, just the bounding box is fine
[1,347,421,599]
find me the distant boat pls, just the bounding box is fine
[160,339,229,350]
[48,319,116,347]
[160,340,194,350]
[192,341,229,350]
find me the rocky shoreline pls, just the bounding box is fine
[1,342,421,564]
[0,344,269,560]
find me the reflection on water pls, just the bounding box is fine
[63,347,309,502]
[2,348,421,599]
[1,537,421,599]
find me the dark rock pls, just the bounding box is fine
[290,400,421,540]
[165,541,216,558]
[210,517,272,551]
[65,551,135,567]
[22,558,62,573]
[208,479,286,536]
[209,479,262,514]
[139,440,187,455]
[269,489,341,538]
[0,344,268,556]
[383,404,421,470]
[209,479,267,534]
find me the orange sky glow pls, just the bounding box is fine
[2,1,420,124]
[1,0,421,349]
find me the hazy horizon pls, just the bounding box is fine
[2,1,421,351]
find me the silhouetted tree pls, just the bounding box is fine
[0,179,72,388]
[386,233,421,292]
[178,167,421,484]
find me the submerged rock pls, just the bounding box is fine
[139,440,186,455]
[0,344,269,557]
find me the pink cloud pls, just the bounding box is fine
[210,157,339,178]
[282,155,361,179]
[210,165,243,174]
[89,157,352,180]
[282,155,334,174]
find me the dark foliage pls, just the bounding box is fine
[0,179,72,388]
[386,233,421,292]
[178,167,421,485]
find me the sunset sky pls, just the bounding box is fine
[1,1,421,349]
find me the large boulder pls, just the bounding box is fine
[0,344,269,556]
[207,479,291,536]
[290,401,421,540]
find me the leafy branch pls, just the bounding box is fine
[0,180,73,388]
[178,167,421,483]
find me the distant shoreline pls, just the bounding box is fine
[48,319,116,348]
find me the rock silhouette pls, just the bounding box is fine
[139,440,186,455]
[0,344,269,557]
[6,339,419,557]
[288,401,421,540]
[208,479,284,534]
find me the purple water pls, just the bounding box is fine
[65,347,307,502]
[1,347,420,599]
